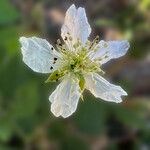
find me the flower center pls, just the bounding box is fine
[46,34,104,90]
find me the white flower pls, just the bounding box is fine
[19,4,130,118]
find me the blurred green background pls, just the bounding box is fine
[0,0,150,150]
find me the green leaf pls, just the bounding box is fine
[73,93,107,135]
[0,123,13,142]
[0,0,19,25]
[0,116,15,142]
[0,26,20,55]
[11,82,40,118]
[62,136,89,150]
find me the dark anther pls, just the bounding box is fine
[59,43,62,46]
[51,47,54,50]
[64,37,67,40]
[53,61,56,64]
[71,64,75,69]
[50,66,53,70]
[56,74,58,77]
[54,57,57,61]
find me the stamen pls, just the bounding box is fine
[54,57,57,61]
[64,33,74,51]
[70,64,75,69]
[64,37,67,41]
[95,35,99,42]
[51,47,54,50]
[46,34,105,85]
[85,40,91,46]
[88,36,100,52]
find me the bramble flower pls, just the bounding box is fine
[19,4,130,118]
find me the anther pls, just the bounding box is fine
[51,47,54,50]
[70,64,74,69]
[54,57,57,61]
[50,66,53,70]
[64,37,67,40]
[56,74,58,77]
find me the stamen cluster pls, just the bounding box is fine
[46,33,104,91]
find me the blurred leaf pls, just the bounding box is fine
[13,82,42,137]
[95,18,115,27]
[130,35,150,58]
[0,124,13,142]
[11,82,39,118]
[0,55,29,98]
[48,120,68,140]
[73,93,107,135]
[0,145,13,150]
[0,26,20,55]
[62,136,89,150]
[113,104,146,129]
[139,0,150,12]
[0,0,19,25]
[0,116,15,142]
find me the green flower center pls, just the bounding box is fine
[46,34,104,90]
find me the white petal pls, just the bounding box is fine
[91,40,130,64]
[49,76,81,118]
[61,4,91,45]
[85,73,127,103]
[19,37,61,73]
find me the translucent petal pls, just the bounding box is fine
[19,37,61,73]
[49,76,81,118]
[91,40,130,64]
[61,4,91,45]
[85,73,127,103]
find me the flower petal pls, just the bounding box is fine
[91,40,130,64]
[85,73,127,103]
[19,37,61,73]
[49,76,81,118]
[61,4,91,45]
